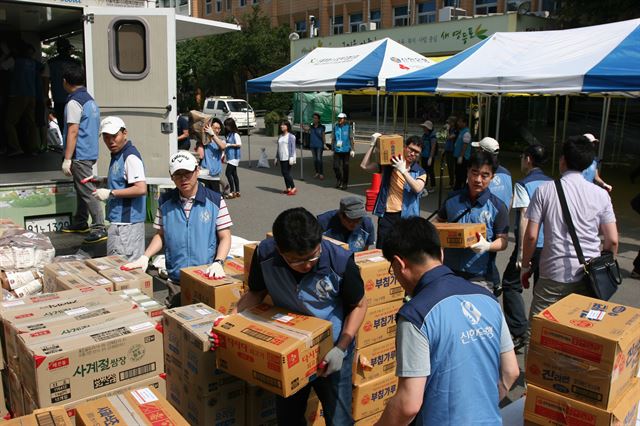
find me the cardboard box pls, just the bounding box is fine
[2,407,73,426]
[180,266,244,315]
[7,367,25,416]
[244,243,258,285]
[19,318,163,408]
[245,385,277,426]
[305,393,324,426]
[84,256,128,273]
[224,258,245,277]
[55,273,112,293]
[75,386,188,426]
[355,411,384,426]
[98,269,153,297]
[377,134,404,165]
[355,299,403,349]
[433,222,487,249]
[43,262,93,293]
[0,287,108,311]
[527,294,640,409]
[213,304,333,397]
[182,379,246,426]
[352,373,398,421]
[524,381,640,426]
[355,250,404,307]
[353,338,397,385]
[0,367,8,419]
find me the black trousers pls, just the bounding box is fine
[445,151,456,187]
[453,158,469,190]
[225,164,239,193]
[280,161,295,189]
[333,152,350,185]
[376,212,402,249]
[502,246,542,337]
[421,157,436,188]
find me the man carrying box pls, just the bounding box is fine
[361,135,426,249]
[436,150,509,292]
[235,207,367,425]
[317,196,375,252]
[123,151,232,307]
[92,116,147,261]
[374,217,519,426]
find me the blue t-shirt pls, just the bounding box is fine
[317,209,375,252]
[177,115,189,150]
[309,124,325,149]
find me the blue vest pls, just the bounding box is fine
[373,163,425,218]
[515,168,551,249]
[106,141,146,224]
[225,132,241,162]
[63,87,100,161]
[398,265,503,425]
[582,159,598,183]
[421,131,436,158]
[442,188,508,281]
[159,185,221,282]
[444,128,457,152]
[453,128,471,159]
[489,165,513,210]
[333,123,352,153]
[255,238,350,343]
[317,210,373,252]
[201,141,223,176]
[309,124,325,149]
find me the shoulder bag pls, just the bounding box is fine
[554,179,622,300]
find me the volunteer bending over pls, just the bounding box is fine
[236,208,367,425]
[123,151,232,307]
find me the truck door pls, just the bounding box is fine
[84,7,176,183]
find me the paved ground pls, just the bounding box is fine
[47,122,640,406]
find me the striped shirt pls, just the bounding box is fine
[153,196,232,230]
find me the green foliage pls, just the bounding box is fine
[176,5,291,112]
[264,110,286,136]
[555,0,640,28]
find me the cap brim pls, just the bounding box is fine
[343,210,365,219]
[100,125,121,135]
[471,142,480,147]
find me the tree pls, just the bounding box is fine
[555,0,640,28]
[176,5,291,112]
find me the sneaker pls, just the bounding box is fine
[61,223,90,233]
[631,269,640,279]
[341,184,348,190]
[233,192,241,198]
[335,181,342,189]
[84,227,108,243]
[512,334,529,351]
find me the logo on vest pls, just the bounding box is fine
[460,300,495,345]
[478,209,491,225]
[110,161,122,176]
[200,210,212,223]
[492,175,502,186]
[314,276,336,301]
[461,300,481,325]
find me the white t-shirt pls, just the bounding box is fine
[277,134,290,161]
[124,155,146,184]
[226,133,242,167]
[512,182,530,209]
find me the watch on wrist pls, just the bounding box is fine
[213,259,225,265]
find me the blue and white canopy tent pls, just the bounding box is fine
[385,18,640,166]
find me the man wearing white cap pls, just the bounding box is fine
[123,150,232,307]
[332,112,355,190]
[92,116,147,261]
[419,120,437,193]
[472,137,512,211]
[582,133,612,192]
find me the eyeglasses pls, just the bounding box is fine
[282,246,322,267]
[406,146,422,156]
[172,170,196,181]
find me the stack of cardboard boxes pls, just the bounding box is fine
[0,287,165,422]
[525,294,640,425]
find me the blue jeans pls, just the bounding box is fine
[311,147,324,175]
[276,346,354,426]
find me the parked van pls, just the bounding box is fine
[203,97,257,132]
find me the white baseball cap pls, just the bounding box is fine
[583,133,599,143]
[100,116,126,135]
[472,137,500,154]
[169,150,198,175]
[337,112,347,119]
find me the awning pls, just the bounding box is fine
[176,15,240,41]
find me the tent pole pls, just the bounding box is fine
[246,86,251,167]
[617,98,628,161]
[384,95,388,128]
[495,94,502,140]
[560,96,569,175]
[393,94,398,130]
[551,96,559,176]
[598,96,610,164]
[477,94,482,139]
[403,95,408,140]
[485,96,491,138]
[376,90,380,132]
[299,91,304,180]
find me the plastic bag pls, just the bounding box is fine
[257,147,270,168]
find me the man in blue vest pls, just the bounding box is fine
[59,62,106,243]
[332,112,355,190]
[317,196,375,252]
[472,137,512,210]
[123,151,232,307]
[92,117,147,261]
[453,116,472,190]
[236,208,367,425]
[437,151,509,292]
[375,217,519,425]
[501,144,551,350]
[361,135,426,249]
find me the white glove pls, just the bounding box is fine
[370,132,382,147]
[121,255,149,272]
[205,125,214,136]
[320,346,346,376]
[470,233,491,254]
[93,188,112,201]
[62,159,72,176]
[206,261,226,279]
[350,150,355,158]
[457,156,463,165]
[289,157,295,166]
[427,158,433,167]
[391,156,408,174]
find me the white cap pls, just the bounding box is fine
[583,133,599,143]
[169,150,198,175]
[337,112,347,118]
[419,120,433,130]
[100,116,126,135]
[472,137,500,154]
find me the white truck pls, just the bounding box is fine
[0,0,239,229]
[202,96,257,132]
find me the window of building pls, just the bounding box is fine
[370,10,381,28]
[507,0,525,11]
[216,0,222,12]
[444,0,460,6]
[295,20,307,38]
[417,1,436,24]
[349,13,363,33]
[109,19,149,80]
[542,0,559,13]
[239,0,246,6]
[226,0,231,10]
[333,15,344,35]
[393,6,409,27]
[205,0,212,14]
[475,0,497,14]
